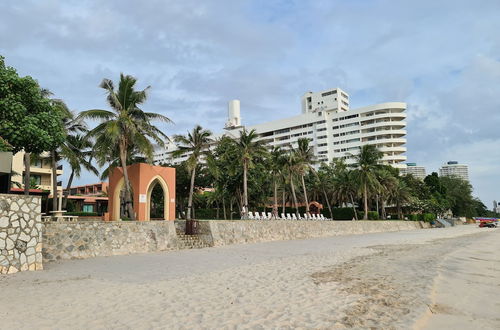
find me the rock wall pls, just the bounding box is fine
[0,194,43,274]
[203,220,430,246]
[42,221,178,261]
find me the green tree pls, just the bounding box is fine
[376,168,398,219]
[390,180,412,219]
[351,145,383,219]
[79,74,171,220]
[0,56,65,194]
[173,125,213,221]
[269,146,287,218]
[231,129,268,219]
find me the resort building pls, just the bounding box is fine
[63,182,109,214]
[439,161,469,181]
[10,151,63,192]
[154,88,407,169]
[400,162,426,180]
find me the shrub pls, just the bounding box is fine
[367,211,379,220]
[332,207,356,220]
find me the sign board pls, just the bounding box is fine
[139,194,147,203]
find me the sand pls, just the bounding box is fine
[0,225,497,329]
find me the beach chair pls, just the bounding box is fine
[320,214,325,220]
[261,212,268,220]
[281,213,286,220]
[267,212,274,220]
[303,213,309,220]
[292,213,298,220]
[249,211,255,220]
[286,213,292,220]
[311,214,317,220]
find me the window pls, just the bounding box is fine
[318,151,328,155]
[31,159,42,168]
[317,127,327,132]
[275,128,290,135]
[83,204,94,213]
[321,90,337,97]
[31,175,41,185]
[318,143,327,147]
[318,135,327,139]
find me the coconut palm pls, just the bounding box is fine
[390,180,412,219]
[332,167,359,220]
[294,138,315,215]
[61,134,99,209]
[79,74,171,220]
[284,152,301,218]
[173,125,213,220]
[232,129,268,219]
[376,169,398,219]
[269,146,287,218]
[351,145,383,220]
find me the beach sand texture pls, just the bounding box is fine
[0,225,497,329]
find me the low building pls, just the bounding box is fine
[400,162,426,180]
[64,182,109,215]
[439,161,469,181]
[11,151,63,192]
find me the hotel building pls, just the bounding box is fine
[154,88,407,169]
[439,161,469,181]
[11,151,63,192]
[400,163,427,180]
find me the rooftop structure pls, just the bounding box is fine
[439,161,469,181]
[154,88,407,168]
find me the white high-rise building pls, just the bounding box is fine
[154,88,407,168]
[439,161,469,181]
[400,162,426,180]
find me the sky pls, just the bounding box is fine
[1,0,499,207]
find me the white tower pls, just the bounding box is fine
[225,99,241,128]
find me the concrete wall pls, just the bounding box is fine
[0,194,43,274]
[203,220,430,246]
[42,221,178,262]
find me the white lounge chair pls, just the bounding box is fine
[281,213,286,220]
[320,214,326,220]
[261,212,268,220]
[267,212,273,220]
[292,213,298,220]
[286,213,292,220]
[302,213,308,220]
[311,214,317,220]
[248,211,255,220]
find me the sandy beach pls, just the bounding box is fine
[0,225,498,329]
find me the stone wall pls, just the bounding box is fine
[202,220,430,247]
[0,194,43,274]
[42,221,178,261]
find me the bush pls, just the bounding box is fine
[422,213,436,222]
[332,207,356,220]
[356,211,380,220]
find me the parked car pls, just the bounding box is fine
[479,221,497,228]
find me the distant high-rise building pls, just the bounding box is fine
[439,161,469,181]
[493,200,499,214]
[400,162,426,180]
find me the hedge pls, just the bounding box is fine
[65,212,99,217]
[356,211,380,220]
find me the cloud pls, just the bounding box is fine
[1,0,499,205]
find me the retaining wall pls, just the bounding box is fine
[42,221,178,261]
[203,220,431,246]
[42,219,430,262]
[0,194,43,274]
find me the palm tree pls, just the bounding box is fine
[79,74,171,220]
[285,152,301,218]
[376,169,398,219]
[269,146,287,218]
[351,145,383,219]
[333,167,359,220]
[391,180,412,219]
[232,129,268,219]
[294,138,315,215]
[61,134,99,209]
[173,125,213,220]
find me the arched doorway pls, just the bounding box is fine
[145,176,169,221]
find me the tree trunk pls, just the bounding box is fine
[272,178,278,218]
[51,150,58,212]
[282,189,286,215]
[119,146,135,220]
[322,188,333,219]
[397,201,402,220]
[62,170,75,209]
[187,165,196,220]
[242,160,248,219]
[222,196,227,220]
[301,174,310,214]
[290,175,299,218]
[363,183,368,220]
[381,199,386,220]
[350,194,358,220]
[23,152,31,195]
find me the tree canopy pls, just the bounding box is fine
[0,56,65,154]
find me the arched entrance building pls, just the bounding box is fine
[107,163,176,221]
